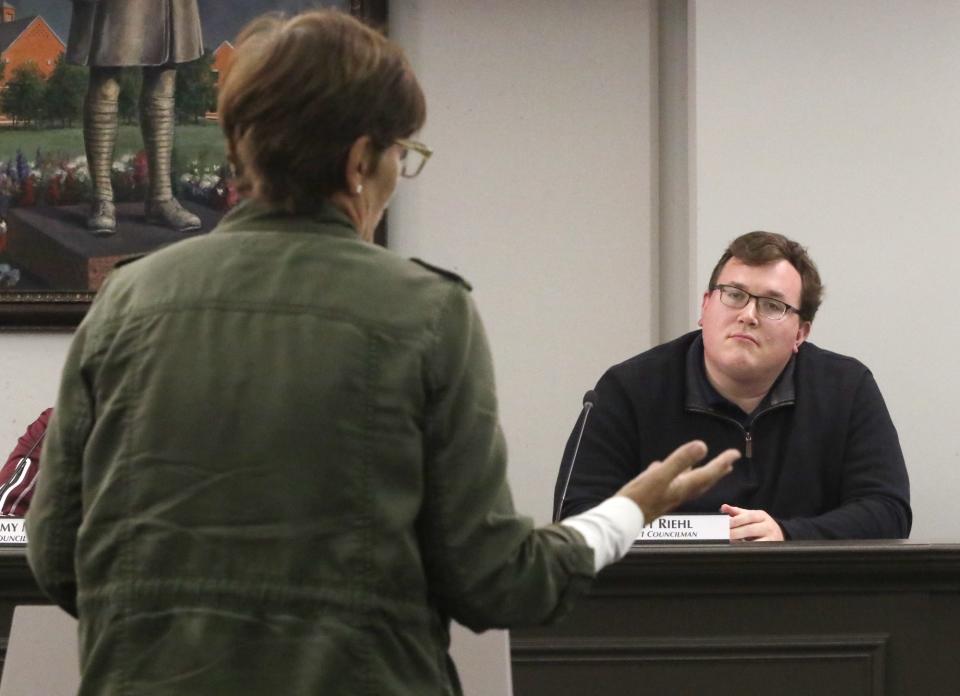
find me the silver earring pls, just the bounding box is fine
[355,184,363,194]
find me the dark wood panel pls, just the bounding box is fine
[512,542,960,696]
[514,634,886,696]
[2,543,959,694]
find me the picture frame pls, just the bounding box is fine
[0,0,387,330]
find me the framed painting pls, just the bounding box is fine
[0,0,387,330]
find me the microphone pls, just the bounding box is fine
[553,389,599,522]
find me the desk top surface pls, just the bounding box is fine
[2,540,959,595]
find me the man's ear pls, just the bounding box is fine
[698,291,711,327]
[343,135,374,194]
[794,321,812,353]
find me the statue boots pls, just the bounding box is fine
[83,93,118,235]
[140,70,201,233]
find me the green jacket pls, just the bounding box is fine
[27,200,595,695]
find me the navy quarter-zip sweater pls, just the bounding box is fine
[556,331,911,540]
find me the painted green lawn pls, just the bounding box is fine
[0,122,227,169]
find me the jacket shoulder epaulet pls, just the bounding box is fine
[410,258,472,291]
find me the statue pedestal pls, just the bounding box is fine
[5,202,219,291]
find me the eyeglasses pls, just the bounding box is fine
[395,138,433,178]
[712,284,800,321]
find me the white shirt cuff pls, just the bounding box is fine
[560,496,645,573]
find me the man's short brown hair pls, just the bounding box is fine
[218,10,426,211]
[707,231,824,322]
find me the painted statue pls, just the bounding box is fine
[67,0,204,234]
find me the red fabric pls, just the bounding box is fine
[0,408,52,517]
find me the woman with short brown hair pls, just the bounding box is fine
[28,10,734,695]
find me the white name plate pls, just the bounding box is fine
[635,513,729,544]
[0,518,27,546]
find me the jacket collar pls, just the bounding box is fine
[212,197,359,238]
[685,332,796,417]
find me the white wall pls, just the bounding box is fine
[390,0,657,525]
[0,334,69,449]
[692,0,959,540]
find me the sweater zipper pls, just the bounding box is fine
[687,407,750,457]
[687,402,791,460]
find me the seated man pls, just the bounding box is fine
[555,231,910,540]
[0,409,51,517]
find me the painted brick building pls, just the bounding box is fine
[212,41,235,90]
[0,2,65,85]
